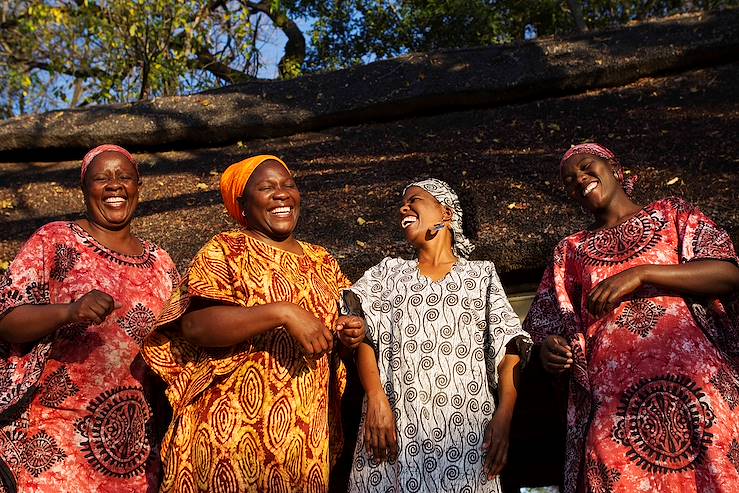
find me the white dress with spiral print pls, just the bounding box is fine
[347,257,531,493]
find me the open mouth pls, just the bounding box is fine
[270,206,292,217]
[401,216,418,228]
[582,181,598,197]
[103,196,126,206]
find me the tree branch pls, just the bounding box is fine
[244,0,305,77]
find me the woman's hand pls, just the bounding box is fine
[482,410,512,479]
[336,315,365,349]
[587,266,646,317]
[283,304,334,358]
[66,289,119,324]
[540,335,573,373]
[364,390,398,462]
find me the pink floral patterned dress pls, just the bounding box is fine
[523,198,739,493]
[0,222,178,493]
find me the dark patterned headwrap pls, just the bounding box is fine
[403,178,475,259]
[560,143,638,196]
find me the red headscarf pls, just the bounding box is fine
[560,142,638,196]
[81,144,137,183]
[220,155,290,226]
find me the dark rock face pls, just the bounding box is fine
[0,10,737,159]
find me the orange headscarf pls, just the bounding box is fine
[220,155,290,226]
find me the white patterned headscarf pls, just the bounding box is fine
[404,178,475,259]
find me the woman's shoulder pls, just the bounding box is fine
[359,257,412,278]
[649,196,696,214]
[33,221,77,238]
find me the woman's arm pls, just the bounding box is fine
[356,340,397,462]
[483,349,521,479]
[0,289,117,344]
[588,259,739,316]
[181,298,333,356]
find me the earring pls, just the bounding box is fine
[241,211,246,217]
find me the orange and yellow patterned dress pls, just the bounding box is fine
[142,231,350,493]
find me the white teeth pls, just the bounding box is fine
[271,206,291,215]
[104,197,126,205]
[582,182,598,196]
[401,216,417,228]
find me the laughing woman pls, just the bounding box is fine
[523,143,739,492]
[347,179,531,493]
[0,145,178,492]
[142,155,364,493]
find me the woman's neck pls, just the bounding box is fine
[77,218,141,255]
[416,232,457,266]
[245,228,303,255]
[593,194,642,229]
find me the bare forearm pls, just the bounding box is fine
[496,354,521,419]
[356,342,385,397]
[181,301,293,347]
[639,260,739,296]
[0,304,72,343]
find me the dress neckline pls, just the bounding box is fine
[412,257,465,285]
[241,230,307,258]
[69,221,153,266]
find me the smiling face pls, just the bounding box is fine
[83,151,140,230]
[399,186,451,247]
[561,153,623,212]
[239,160,300,241]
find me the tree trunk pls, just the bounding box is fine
[567,0,588,33]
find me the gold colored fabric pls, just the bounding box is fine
[143,231,350,492]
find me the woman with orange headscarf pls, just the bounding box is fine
[143,155,365,492]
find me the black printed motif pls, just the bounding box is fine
[75,387,152,478]
[615,299,666,338]
[579,208,666,266]
[23,431,66,477]
[613,375,714,473]
[709,368,739,410]
[39,366,79,408]
[116,303,156,346]
[584,458,621,493]
[51,244,81,282]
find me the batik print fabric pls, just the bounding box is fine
[142,231,350,493]
[0,221,178,493]
[347,257,531,493]
[523,197,739,493]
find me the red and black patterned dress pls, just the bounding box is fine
[523,198,739,493]
[0,222,178,492]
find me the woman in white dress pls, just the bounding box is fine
[346,179,532,493]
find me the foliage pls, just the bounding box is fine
[1,0,735,117]
[293,0,737,71]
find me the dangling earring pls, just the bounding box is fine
[241,211,246,217]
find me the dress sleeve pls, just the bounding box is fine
[522,239,582,344]
[485,262,533,390]
[0,226,55,415]
[154,235,237,327]
[0,227,51,320]
[344,258,390,354]
[670,197,738,264]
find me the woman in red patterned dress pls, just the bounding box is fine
[523,143,739,492]
[0,145,178,492]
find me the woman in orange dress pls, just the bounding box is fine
[143,155,364,492]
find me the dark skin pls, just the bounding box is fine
[358,186,521,477]
[541,152,739,373]
[0,151,140,343]
[180,160,365,355]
